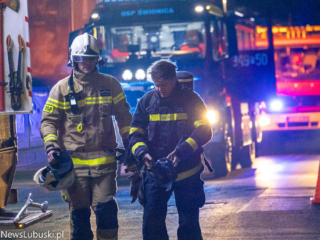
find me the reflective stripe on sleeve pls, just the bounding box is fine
[113,92,126,104]
[132,142,147,155]
[149,113,188,121]
[194,120,209,128]
[129,127,146,135]
[44,134,58,143]
[120,126,131,136]
[186,137,198,151]
[175,162,202,182]
[72,156,115,166]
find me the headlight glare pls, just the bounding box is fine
[135,69,146,80]
[122,70,133,81]
[270,100,283,111]
[207,110,218,124]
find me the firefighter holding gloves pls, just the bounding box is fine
[128,60,212,240]
[40,33,132,240]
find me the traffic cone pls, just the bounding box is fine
[311,160,320,204]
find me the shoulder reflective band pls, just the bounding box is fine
[47,98,71,109]
[132,142,147,155]
[114,92,126,104]
[120,126,131,136]
[178,78,193,82]
[194,120,209,128]
[186,138,198,151]
[149,113,188,121]
[129,127,146,135]
[175,162,203,182]
[44,134,58,143]
[77,123,83,132]
[72,156,115,166]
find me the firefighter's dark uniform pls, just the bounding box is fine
[129,83,212,240]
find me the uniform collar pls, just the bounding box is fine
[73,68,99,85]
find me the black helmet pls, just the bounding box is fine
[152,158,177,191]
[177,71,194,92]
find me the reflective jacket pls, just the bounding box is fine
[40,69,132,177]
[129,83,212,182]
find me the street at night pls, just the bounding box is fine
[3,152,320,240]
[2,0,320,239]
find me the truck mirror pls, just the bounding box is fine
[226,20,238,57]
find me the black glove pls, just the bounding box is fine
[129,171,141,203]
[116,148,127,165]
[123,139,129,149]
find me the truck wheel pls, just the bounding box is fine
[232,142,255,169]
[203,140,231,178]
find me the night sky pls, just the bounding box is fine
[232,0,320,26]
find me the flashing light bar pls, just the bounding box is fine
[256,37,320,47]
[277,80,320,96]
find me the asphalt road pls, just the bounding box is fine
[2,154,320,240]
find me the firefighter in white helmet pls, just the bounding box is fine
[40,33,132,240]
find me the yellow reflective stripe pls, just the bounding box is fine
[47,97,113,109]
[149,113,188,121]
[113,92,126,104]
[77,123,83,132]
[48,98,69,105]
[175,162,202,182]
[132,142,147,155]
[72,156,115,166]
[46,101,71,110]
[44,134,58,143]
[86,96,112,104]
[44,134,58,141]
[186,138,198,151]
[178,78,193,82]
[150,114,160,121]
[120,126,131,135]
[194,120,209,128]
[129,127,146,135]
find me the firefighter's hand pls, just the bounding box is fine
[167,151,181,167]
[143,153,154,168]
[47,150,60,163]
[126,162,138,172]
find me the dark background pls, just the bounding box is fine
[27,0,320,86]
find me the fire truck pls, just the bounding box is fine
[256,25,320,154]
[70,0,277,177]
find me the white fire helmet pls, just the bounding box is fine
[69,32,101,66]
[34,167,75,191]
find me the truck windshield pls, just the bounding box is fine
[95,21,206,63]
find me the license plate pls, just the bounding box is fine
[287,116,309,122]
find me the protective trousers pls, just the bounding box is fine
[142,172,205,240]
[62,172,118,240]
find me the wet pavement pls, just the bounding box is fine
[2,154,320,240]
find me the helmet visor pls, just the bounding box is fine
[73,56,99,63]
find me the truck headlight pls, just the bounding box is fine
[207,110,218,124]
[135,69,146,80]
[259,115,271,127]
[270,100,283,111]
[122,70,133,81]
